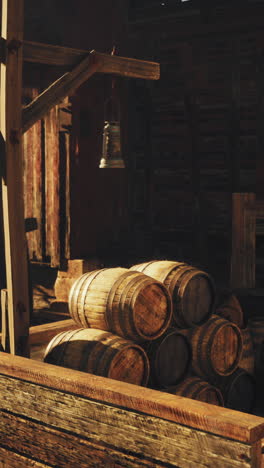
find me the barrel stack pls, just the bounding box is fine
[44,267,172,387]
[129,260,225,406]
[130,261,258,412]
[44,260,260,413]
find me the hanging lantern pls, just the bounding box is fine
[99,52,125,168]
[99,119,125,168]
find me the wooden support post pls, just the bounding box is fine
[230,193,256,289]
[0,0,30,356]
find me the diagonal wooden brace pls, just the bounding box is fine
[22,50,103,133]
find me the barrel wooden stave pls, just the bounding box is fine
[143,328,191,388]
[215,368,256,413]
[215,293,244,328]
[239,328,255,375]
[44,328,150,386]
[184,315,242,380]
[130,260,215,328]
[164,376,224,407]
[69,268,172,342]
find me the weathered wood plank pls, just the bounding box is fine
[0,447,49,468]
[58,98,71,261]
[29,319,77,346]
[23,88,43,261]
[23,40,86,67]
[1,289,7,350]
[23,41,160,80]
[230,193,256,289]
[44,106,60,266]
[0,353,263,445]
[0,0,30,356]
[0,378,258,468]
[0,410,173,468]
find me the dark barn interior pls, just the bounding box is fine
[23,0,264,288]
[0,1,264,467]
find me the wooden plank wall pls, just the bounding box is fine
[0,353,263,467]
[23,88,43,262]
[23,97,71,267]
[127,1,264,287]
[23,0,130,267]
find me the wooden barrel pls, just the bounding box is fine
[69,268,172,342]
[248,317,264,375]
[130,260,215,328]
[187,315,242,379]
[215,293,244,328]
[44,328,150,386]
[143,328,191,388]
[215,368,256,413]
[164,376,224,406]
[239,328,255,375]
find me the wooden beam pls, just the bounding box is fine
[230,193,256,289]
[23,40,87,67]
[22,51,102,133]
[0,353,263,445]
[0,0,30,356]
[22,48,160,133]
[23,40,160,81]
[29,319,77,346]
[0,401,258,467]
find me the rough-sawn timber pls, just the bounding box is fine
[0,353,263,467]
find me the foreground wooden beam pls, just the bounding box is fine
[23,40,160,80]
[0,353,263,466]
[0,0,30,356]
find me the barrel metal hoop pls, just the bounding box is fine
[56,328,84,366]
[69,272,91,324]
[178,270,214,326]
[121,275,155,340]
[180,377,201,398]
[207,318,240,376]
[129,276,172,340]
[79,331,113,373]
[169,266,196,327]
[106,271,138,334]
[134,260,157,273]
[148,262,187,284]
[191,381,207,400]
[79,268,107,328]
[95,336,125,376]
[194,315,218,377]
[44,330,70,363]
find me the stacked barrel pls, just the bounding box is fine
[215,292,263,413]
[44,260,261,413]
[44,267,172,386]
[129,261,256,412]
